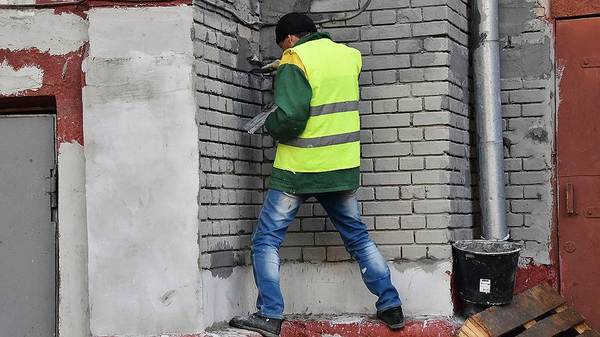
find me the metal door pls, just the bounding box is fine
[0,115,56,336]
[556,17,600,330]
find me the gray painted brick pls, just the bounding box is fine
[376,216,400,229]
[398,97,423,111]
[301,218,326,231]
[413,141,449,155]
[400,185,426,199]
[327,27,360,42]
[399,157,424,170]
[412,53,450,67]
[362,84,410,99]
[373,70,397,84]
[424,67,449,81]
[372,10,398,25]
[413,112,452,126]
[282,233,314,246]
[373,99,398,113]
[510,171,547,185]
[413,200,452,213]
[375,186,400,200]
[509,89,547,103]
[511,199,547,213]
[361,24,411,40]
[373,129,398,142]
[523,158,547,171]
[426,214,450,228]
[423,6,448,21]
[415,230,449,243]
[374,158,399,171]
[424,37,449,51]
[363,200,412,215]
[424,96,448,110]
[401,215,426,229]
[398,128,423,141]
[402,245,427,260]
[397,39,423,53]
[398,69,425,82]
[360,141,404,158]
[327,247,351,261]
[398,8,423,23]
[411,0,446,6]
[367,0,410,10]
[412,82,449,96]
[315,232,344,245]
[361,114,410,128]
[302,247,326,262]
[371,231,414,244]
[363,172,411,185]
[428,245,452,259]
[524,185,546,199]
[372,40,397,55]
[379,246,402,260]
[362,55,410,70]
[412,21,448,36]
[311,0,358,12]
[501,78,523,90]
[522,103,549,117]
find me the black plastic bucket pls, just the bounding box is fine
[453,240,522,305]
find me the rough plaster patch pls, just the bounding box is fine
[0,60,43,95]
[88,6,193,59]
[57,141,90,337]
[0,10,87,55]
[83,9,200,332]
[201,260,452,329]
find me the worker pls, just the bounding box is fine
[229,12,404,337]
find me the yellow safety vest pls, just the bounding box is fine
[273,38,362,173]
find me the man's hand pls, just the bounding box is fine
[261,59,280,75]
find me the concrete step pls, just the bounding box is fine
[203,315,460,337]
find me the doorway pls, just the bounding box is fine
[0,98,57,336]
[556,16,600,330]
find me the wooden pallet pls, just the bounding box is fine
[458,283,600,337]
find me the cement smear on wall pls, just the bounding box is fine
[201,260,452,328]
[84,6,201,335]
[0,10,87,55]
[0,61,43,95]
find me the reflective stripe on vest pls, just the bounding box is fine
[273,38,362,173]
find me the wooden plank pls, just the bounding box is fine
[516,308,585,337]
[458,318,489,337]
[580,330,600,337]
[471,284,565,336]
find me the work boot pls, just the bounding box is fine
[229,313,282,337]
[377,306,405,330]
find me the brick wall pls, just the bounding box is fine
[260,0,472,263]
[194,0,265,273]
[499,0,553,264]
[195,0,554,270]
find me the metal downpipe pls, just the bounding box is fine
[472,0,508,240]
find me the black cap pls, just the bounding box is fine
[275,13,317,44]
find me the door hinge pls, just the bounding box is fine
[48,167,58,222]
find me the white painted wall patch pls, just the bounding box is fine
[0,60,43,95]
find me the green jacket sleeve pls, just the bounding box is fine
[265,63,312,142]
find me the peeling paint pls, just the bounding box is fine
[0,10,87,55]
[525,127,549,143]
[0,60,43,95]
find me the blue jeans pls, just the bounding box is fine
[251,189,402,319]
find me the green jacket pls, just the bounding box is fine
[265,32,360,194]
